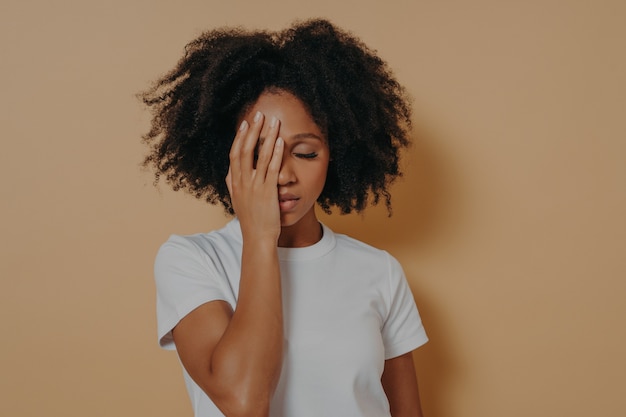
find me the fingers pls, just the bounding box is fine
[229,111,281,184]
[233,112,264,178]
[265,137,284,183]
[240,112,264,177]
[228,120,248,185]
[225,166,232,196]
[254,116,281,181]
[225,111,283,235]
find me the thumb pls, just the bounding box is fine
[225,166,233,196]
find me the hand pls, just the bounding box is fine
[226,111,284,243]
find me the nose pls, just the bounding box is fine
[277,155,296,186]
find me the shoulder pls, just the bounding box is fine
[157,232,220,264]
[155,220,241,274]
[331,229,400,272]
[333,230,382,254]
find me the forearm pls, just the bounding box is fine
[209,238,284,414]
[382,352,424,417]
[194,110,284,416]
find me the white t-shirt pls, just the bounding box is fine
[155,219,428,417]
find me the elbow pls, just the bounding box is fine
[199,354,281,417]
[215,392,271,417]
[200,378,271,417]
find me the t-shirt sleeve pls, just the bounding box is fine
[381,253,428,359]
[154,235,230,350]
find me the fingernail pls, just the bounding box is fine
[254,111,262,122]
[270,116,277,127]
[239,120,248,131]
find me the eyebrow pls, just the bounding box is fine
[290,132,324,142]
[259,132,324,144]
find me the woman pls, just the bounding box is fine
[141,18,428,417]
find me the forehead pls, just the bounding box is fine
[243,91,324,140]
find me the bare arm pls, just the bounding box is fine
[382,352,424,417]
[172,113,285,417]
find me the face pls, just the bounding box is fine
[240,90,330,231]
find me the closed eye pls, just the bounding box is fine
[294,152,318,159]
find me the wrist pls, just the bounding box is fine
[241,230,280,248]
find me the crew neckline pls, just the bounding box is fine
[225,218,336,261]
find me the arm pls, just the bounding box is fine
[172,113,285,417]
[381,352,424,417]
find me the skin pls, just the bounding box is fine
[172,90,423,417]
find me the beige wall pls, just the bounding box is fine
[1,0,624,416]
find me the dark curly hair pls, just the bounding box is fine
[140,18,412,215]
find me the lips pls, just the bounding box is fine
[278,193,299,211]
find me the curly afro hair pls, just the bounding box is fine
[140,18,412,215]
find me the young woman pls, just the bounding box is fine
[141,19,428,417]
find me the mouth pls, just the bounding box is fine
[278,194,300,211]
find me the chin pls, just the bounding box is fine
[279,213,305,228]
[279,218,299,228]
[279,204,317,229]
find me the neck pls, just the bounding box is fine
[278,212,323,248]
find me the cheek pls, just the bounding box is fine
[314,164,329,189]
[299,165,327,193]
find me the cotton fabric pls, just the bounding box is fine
[155,219,427,417]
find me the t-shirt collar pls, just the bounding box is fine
[226,217,336,261]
